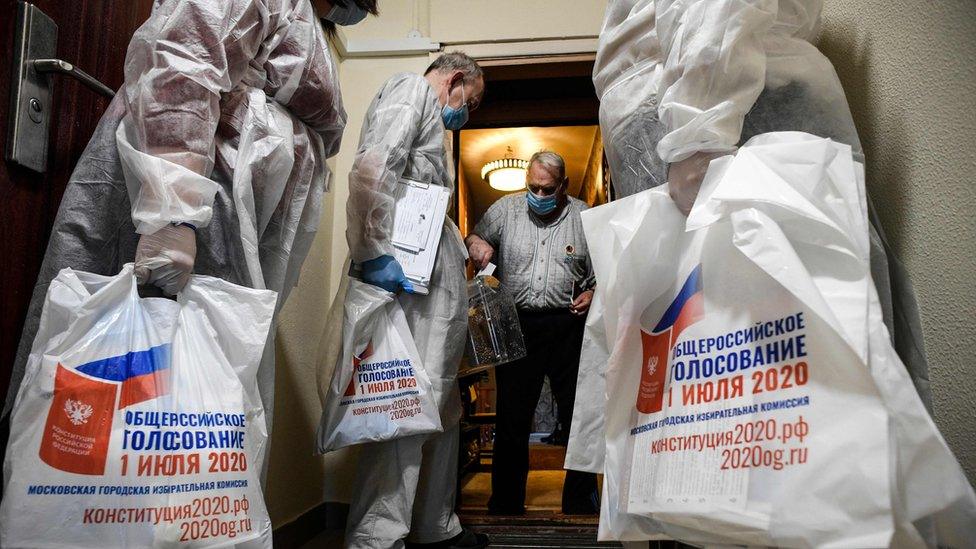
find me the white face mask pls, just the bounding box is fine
[324,2,368,26]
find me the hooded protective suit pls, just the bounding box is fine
[341,72,469,548]
[567,0,932,478]
[3,0,345,450]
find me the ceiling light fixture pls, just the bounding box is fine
[481,146,528,191]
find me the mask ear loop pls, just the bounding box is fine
[445,75,466,110]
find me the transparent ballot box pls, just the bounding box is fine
[466,276,526,367]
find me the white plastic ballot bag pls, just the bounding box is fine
[1,265,277,548]
[567,182,654,476]
[584,133,976,547]
[317,278,441,453]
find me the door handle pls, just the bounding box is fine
[33,59,115,99]
[5,2,116,173]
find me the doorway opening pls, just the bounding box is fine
[451,55,619,546]
[455,123,606,509]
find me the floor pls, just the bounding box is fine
[453,441,617,547]
[460,513,619,548]
[299,516,619,548]
[459,470,566,512]
[299,443,619,548]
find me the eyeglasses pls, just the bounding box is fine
[526,181,559,196]
[454,81,481,112]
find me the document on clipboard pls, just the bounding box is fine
[391,178,451,294]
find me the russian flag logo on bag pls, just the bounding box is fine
[637,265,703,414]
[343,343,375,397]
[40,345,170,475]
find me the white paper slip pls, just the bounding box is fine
[476,262,497,277]
[391,178,452,294]
[392,179,440,253]
[394,247,430,294]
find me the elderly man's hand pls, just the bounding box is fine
[667,151,725,216]
[466,234,494,270]
[570,289,594,316]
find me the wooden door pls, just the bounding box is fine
[0,1,153,412]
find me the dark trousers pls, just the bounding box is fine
[489,309,598,515]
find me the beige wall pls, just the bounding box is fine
[428,0,606,43]
[265,0,608,527]
[820,0,976,482]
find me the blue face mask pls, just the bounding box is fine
[324,2,368,26]
[441,81,469,130]
[527,191,558,216]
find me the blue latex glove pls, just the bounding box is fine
[361,255,415,294]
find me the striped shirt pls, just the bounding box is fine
[472,193,595,311]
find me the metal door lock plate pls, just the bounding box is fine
[5,1,57,173]
[5,2,115,173]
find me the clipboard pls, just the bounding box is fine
[390,178,451,294]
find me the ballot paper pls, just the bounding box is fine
[476,262,497,277]
[393,180,441,252]
[392,178,451,294]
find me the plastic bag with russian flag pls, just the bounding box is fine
[1,265,276,548]
[316,278,441,453]
[585,133,976,547]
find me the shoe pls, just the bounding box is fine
[446,529,489,548]
[541,427,568,446]
[405,529,489,549]
[562,491,600,515]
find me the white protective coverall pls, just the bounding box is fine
[4,0,345,453]
[567,0,931,475]
[341,72,469,548]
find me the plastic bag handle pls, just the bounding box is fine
[136,284,175,300]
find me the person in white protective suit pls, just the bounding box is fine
[567,0,932,479]
[2,0,377,457]
[342,52,489,549]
